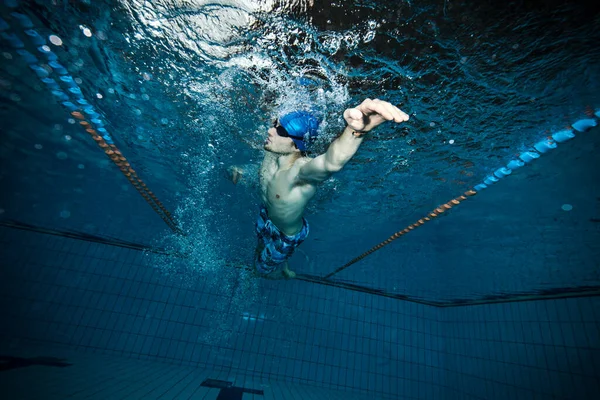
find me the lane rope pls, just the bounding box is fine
[324,107,599,279]
[1,6,182,233]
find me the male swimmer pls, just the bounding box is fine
[248,99,409,278]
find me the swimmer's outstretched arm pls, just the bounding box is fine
[296,99,409,183]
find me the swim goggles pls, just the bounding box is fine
[273,119,302,139]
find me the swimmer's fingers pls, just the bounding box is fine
[346,99,410,132]
[343,107,367,130]
[343,107,364,122]
[384,102,409,123]
[359,99,409,123]
[362,99,394,121]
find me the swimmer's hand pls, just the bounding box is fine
[343,99,409,133]
[226,165,244,184]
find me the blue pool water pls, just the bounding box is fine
[0,0,599,398]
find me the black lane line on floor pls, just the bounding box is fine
[2,220,599,307]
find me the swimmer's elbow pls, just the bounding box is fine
[325,161,343,173]
[297,156,341,183]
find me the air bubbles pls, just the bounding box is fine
[75,77,83,84]
[161,118,169,125]
[53,124,63,131]
[141,93,150,100]
[34,144,43,150]
[96,93,103,99]
[82,27,92,37]
[56,151,68,160]
[3,52,12,60]
[78,164,85,169]
[363,31,375,43]
[96,31,107,40]
[133,108,142,116]
[41,45,51,52]
[9,93,21,102]
[64,135,72,141]
[108,88,115,94]
[49,35,63,46]
[68,118,76,124]
[449,139,455,144]
[561,204,573,211]
[60,210,71,218]
[429,122,436,127]
[343,33,358,49]
[143,72,152,81]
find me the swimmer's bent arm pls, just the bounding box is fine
[296,99,409,184]
[295,126,364,184]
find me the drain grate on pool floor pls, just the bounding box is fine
[201,378,264,399]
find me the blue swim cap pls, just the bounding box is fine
[279,111,320,151]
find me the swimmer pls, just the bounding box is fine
[253,99,409,279]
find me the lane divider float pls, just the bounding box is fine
[325,108,599,279]
[1,6,181,234]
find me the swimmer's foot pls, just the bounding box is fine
[282,266,296,279]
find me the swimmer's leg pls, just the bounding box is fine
[253,242,279,279]
[253,240,295,279]
[253,258,287,280]
[282,261,296,279]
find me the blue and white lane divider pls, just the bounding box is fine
[1,2,182,233]
[0,9,113,145]
[473,111,599,192]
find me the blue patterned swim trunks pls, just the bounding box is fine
[254,205,309,274]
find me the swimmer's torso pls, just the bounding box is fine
[259,153,316,236]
